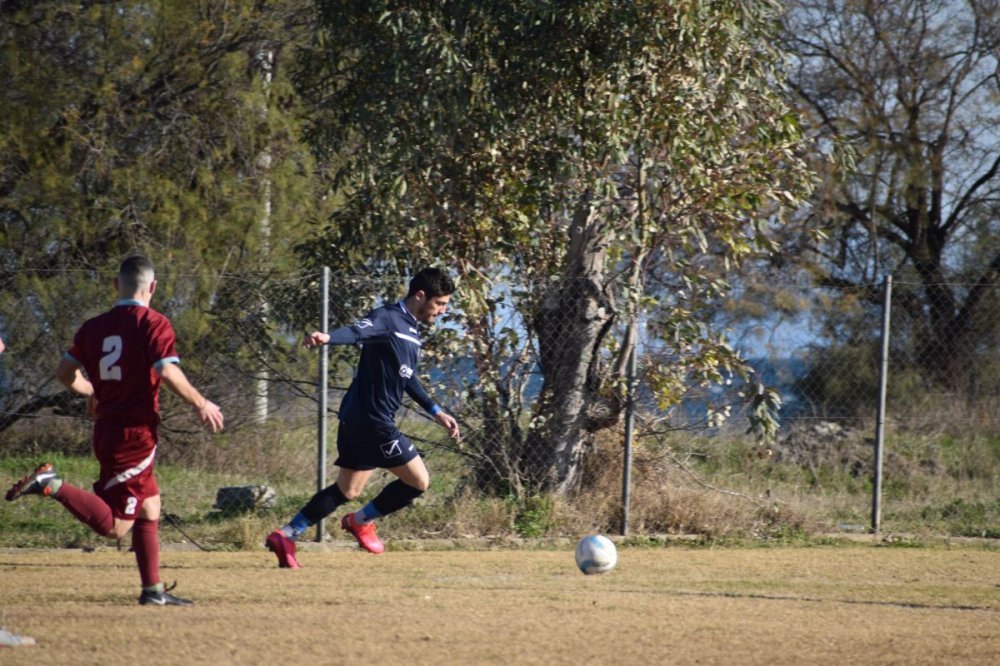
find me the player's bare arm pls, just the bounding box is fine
[55,358,95,397]
[158,362,224,432]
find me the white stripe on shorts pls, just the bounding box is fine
[103,447,157,490]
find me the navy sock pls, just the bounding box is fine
[299,483,349,525]
[371,480,424,517]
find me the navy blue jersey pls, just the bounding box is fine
[328,300,438,427]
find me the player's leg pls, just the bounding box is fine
[131,492,190,606]
[353,455,428,525]
[266,421,376,566]
[19,420,150,539]
[5,462,115,536]
[342,436,428,554]
[277,467,373,539]
[100,421,189,606]
[132,494,160,595]
[386,455,431,492]
[265,468,374,568]
[266,476,341,569]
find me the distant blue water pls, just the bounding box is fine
[427,355,810,418]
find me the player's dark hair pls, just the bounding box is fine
[120,255,155,276]
[118,255,155,291]
[407,267,454,299]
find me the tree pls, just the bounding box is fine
[296,0,813,493]
[780,0,1000,394]
[0,0,325,433]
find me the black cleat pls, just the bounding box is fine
[5,463,59,501]
[138,582,194,606]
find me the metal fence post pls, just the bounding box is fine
[315,266,330,542]
[872,275,892,536]
[621,348,636,536]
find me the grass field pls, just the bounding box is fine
[1,542,998,665]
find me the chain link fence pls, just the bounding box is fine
[1,269,998,544]
[731,277,1000,537]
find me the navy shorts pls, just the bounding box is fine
[334,418,419,470]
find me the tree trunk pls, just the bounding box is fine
[525,201,617,493]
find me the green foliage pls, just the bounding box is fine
[300,0,813,273]
[297,0,815,492]
[934,499,1000,539]
[511,494,556,538]
[0,1,329,433]
[745,382,783,446]
[1,1,322,274]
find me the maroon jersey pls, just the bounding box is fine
[66,300,179,428]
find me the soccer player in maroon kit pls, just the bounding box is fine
[5,255,224,606]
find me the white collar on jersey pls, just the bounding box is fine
[115,299,147,307]
[398,299,418,324]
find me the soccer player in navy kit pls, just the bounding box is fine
[266,267,460,568]
[5,256,224,605]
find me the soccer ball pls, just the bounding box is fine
[574,534,617,575]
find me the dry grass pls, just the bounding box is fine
[2,408,997,549]
[1,545,998,665]
[564,434,816,539]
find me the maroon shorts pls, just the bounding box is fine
[92,420,160,520]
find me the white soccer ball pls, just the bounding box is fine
[574,534,617,575]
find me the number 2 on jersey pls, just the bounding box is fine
[100,335,123,381]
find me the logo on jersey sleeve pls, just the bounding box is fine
[399,364,414,379]
[355,318,373,329]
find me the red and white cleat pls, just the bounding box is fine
[265,530,302,569]
[341,513,384,554]
[5,463,59,501]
